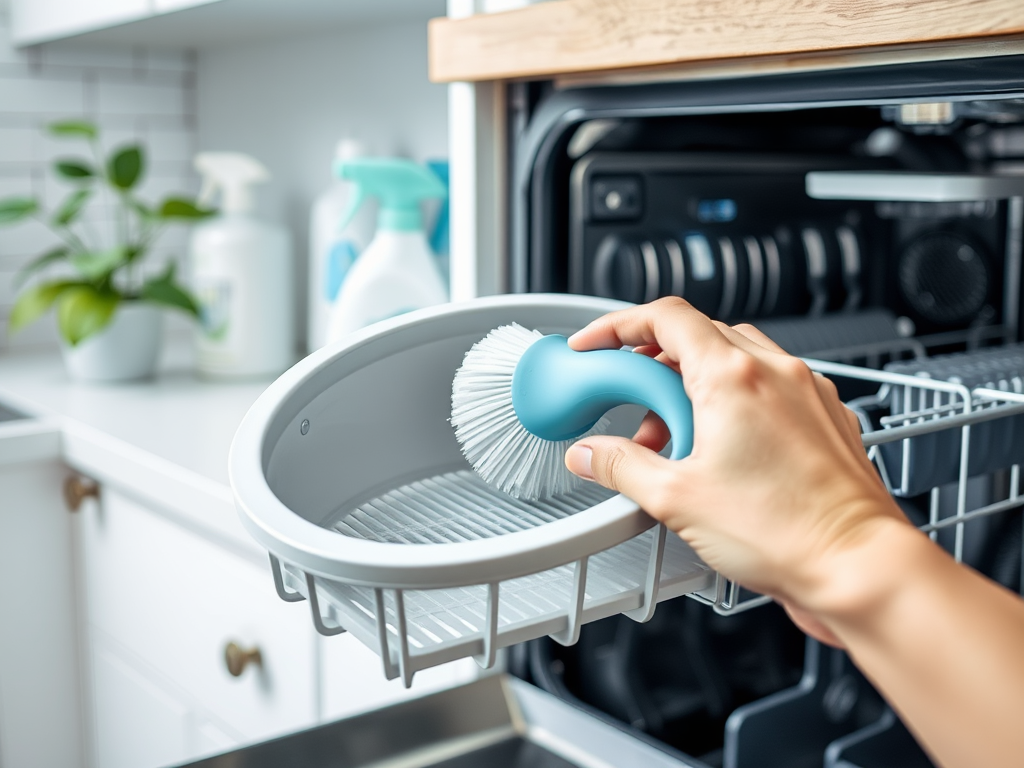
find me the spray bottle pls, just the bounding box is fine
[189,152,294,379]
[325,158,448,343]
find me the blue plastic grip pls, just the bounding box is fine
[511,335,694,460]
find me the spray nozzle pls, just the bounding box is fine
[195,152,269,215]
[334,158,446,233]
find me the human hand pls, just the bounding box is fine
[563,298,910,643]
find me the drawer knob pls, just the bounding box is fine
[63,475,99,512]
[224,642,262,677]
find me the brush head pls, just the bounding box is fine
[451,323,610,501]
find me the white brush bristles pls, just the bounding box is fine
[451,323,610,501]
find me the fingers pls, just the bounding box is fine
[565,435,678,515]
[633,411,671,452]
[569,298,733,377]
[729,322,787,355]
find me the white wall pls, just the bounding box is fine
[196,18,448,349]
[0,9,198,353]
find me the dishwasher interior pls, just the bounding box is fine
[506,55,1024,768]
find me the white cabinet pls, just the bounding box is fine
[10,0,150,46]
[8,0,222,46]
[320,634,479,722]
[0,419,84,768]
[76,485,319,767]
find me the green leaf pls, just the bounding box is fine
[48,120,97,140]
[0,197,38,225]
[14,246,70,287]
[8,280,80,333]
[56,286,119,346]
[55,160,94,181]
[158,197,215,219]
[53,189,91,226]
[69,247,127,280]
[141,263,199,317]
[107,145,143,190]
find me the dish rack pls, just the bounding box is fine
[230,295,1024,687]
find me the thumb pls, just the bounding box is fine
[565,435,676,513]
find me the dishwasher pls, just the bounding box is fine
[229,55,1024,768]
[501,53,1024,767]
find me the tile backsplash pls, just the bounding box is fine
[0,11,198,352]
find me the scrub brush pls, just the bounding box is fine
[451,323,694,500]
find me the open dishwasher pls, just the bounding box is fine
[228,54,1024,768]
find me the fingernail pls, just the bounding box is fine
[565,444,594,480]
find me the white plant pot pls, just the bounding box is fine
[61,302,164,383]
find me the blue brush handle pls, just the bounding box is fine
[512,335,693,460]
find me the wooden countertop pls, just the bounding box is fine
[429,0,1024,84]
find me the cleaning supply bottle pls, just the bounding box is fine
[307,140,377,352]
[189,152,294,379]
[325,158,448,343]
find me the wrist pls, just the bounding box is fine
[790,507,936,629]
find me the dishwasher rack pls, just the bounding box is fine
[231,296,1024,685]
[716,351,1024,615]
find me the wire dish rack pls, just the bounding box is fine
[230,295,1024,686]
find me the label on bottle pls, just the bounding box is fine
[196,280,232,341]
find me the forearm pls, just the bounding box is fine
[806,517,1024,768]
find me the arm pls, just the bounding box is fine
[563,297,1024,768]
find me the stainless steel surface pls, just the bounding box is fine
[177,675,699,768]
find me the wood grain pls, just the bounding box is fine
[428,0,1024,83]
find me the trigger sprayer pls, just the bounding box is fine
[194,152,269,214]
[325,158,449,343]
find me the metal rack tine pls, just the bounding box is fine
[473,583,500,669]
[551,556,589,646]
[394,589,414,687]
[305,573,346,636]
[374,588,399,681]
[625,523,666,623]
[269,554,305,602]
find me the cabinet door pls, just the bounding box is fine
[90,637,192,768]
[320,633,480,721]
[77,486,318,762]
[10,0,150,45]
[0,451,84,768]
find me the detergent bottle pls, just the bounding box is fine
[324,158,448,343]
[189,152,294,378]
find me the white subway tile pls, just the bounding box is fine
[96,79,188,118]
[0,126,35,163]
[39,43,138,72]
[143,126,195,165]
[145,50,194,74]
[0,74,85,115]
[0,268,20,305]
[0,219,63,261]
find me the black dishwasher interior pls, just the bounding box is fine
[507,55,1024,768]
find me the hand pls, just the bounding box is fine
[563,297,909,643]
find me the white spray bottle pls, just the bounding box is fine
[189,152,294,378]
[307,140,376,352]
[325,158,448,343]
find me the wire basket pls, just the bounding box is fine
[230,296,1024,683]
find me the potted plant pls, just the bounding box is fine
[0,120,213,382]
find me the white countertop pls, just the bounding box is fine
[0,342,279,561]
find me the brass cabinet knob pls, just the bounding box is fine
[224,642,262,677]
[63,475,99,512]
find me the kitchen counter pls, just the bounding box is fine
[0,342,279,562]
